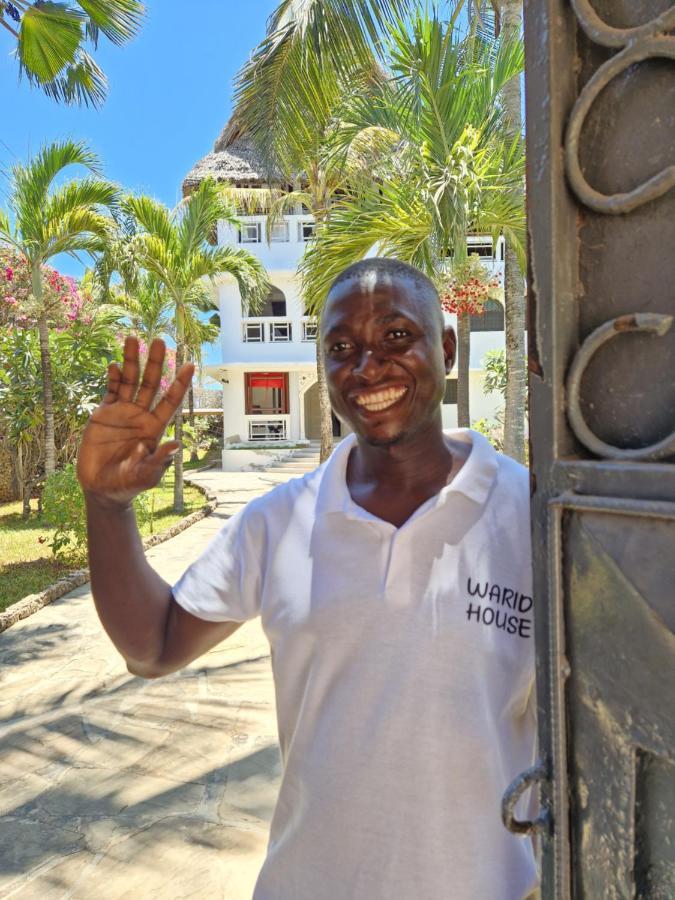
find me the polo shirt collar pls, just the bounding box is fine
[315,428,499,518]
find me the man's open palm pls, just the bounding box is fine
[77,337,194,506]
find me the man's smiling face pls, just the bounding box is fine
[321,270,456,447]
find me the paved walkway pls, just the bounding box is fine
[0,469,299,900]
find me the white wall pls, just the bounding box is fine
[441,371,503,429]
[218,214,313,274]
[217,274,317,367]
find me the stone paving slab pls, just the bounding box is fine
[0,470,298,900]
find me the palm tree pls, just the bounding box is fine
[1,0,145,107]
[96,218,220,461]
[231,35,387,462]
[123,179,269,512]
[107,273,173,344]
[467,0,526,460]
[300,13,525,428]
[0,139,118,476]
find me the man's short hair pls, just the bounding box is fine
[327,258,443,330]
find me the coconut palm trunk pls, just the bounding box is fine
[316,338,334,463]
[188,383,199,463]
[32,265,57,477]
[173,340,185,514]
[456,312,471,428]
[498,0,526,462]
[173,304,186,514]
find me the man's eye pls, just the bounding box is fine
[386,329,411,340]
[330,341,352,353]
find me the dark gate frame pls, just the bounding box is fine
[514,1,675,896]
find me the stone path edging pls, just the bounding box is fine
[0,474,218,634]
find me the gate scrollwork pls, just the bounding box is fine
[564,3,675,460]
[566,313,675,460]
[565,2,675,214]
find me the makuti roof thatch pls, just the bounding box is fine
[182,118,281,195]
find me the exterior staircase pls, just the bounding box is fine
[264,442,322,475]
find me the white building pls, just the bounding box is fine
[184,128,507,466]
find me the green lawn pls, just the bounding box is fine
[0,462,208,613]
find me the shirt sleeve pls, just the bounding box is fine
[172,504,263,623]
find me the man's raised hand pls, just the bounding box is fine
[77,337,194,507]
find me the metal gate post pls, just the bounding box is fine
[510,1,675,896]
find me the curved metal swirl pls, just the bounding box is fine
[565,2,675,214]
[566,313,675,460]
[570,0,675,48]
[565,36,675,214]
[501,762,550,836]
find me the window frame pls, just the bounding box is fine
[239,222,262,244]
[298,220,316,242]
[443,378,458,405]
[470,299,505,332]
[269,220,290,243]
[245,372,289,415]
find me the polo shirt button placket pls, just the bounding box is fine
[382,528,407,605]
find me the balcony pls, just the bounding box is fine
[218,214,316,273]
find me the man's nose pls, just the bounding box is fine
[353,348,388,381]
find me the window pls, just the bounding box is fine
[259,286,287,317]
[243,322,264,342]
[467,240,493,258]
[443,379,458,405]
[239,222,261,243]
[470,299,505,332]
[298,221,316,242]
[302,320,318,341]
[245,372,289,415]
[269,221,289,242]
[270,322,292,342]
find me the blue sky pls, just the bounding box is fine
[2,1,278,211]
[2,1,278,367]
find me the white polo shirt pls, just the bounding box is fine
[173,429,537,900]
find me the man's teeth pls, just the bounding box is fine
[354,387,407,411]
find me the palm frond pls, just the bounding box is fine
[77,0,145,46]
[18,2,82,84]
[176,179,235,259]
[123,194,179,255]
[266,0,416,71]
[300,180,435,315]
[42,178,118,232]
[207,246,270,312]
[11,141,102,227]
[220,185,284,215]
[38,49,108,108]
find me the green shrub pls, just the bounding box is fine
[472,417,504,452]
[42,464,88,565]
[42,464,154,564]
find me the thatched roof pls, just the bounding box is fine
[182,117,281,194]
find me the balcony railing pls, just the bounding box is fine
[243,322,265,342]
[302,319,318,341]
[270,322,292,342]
[241,319,294,342]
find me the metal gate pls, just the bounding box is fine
[504,1,675,897]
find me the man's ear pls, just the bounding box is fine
[442,326,457,374]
